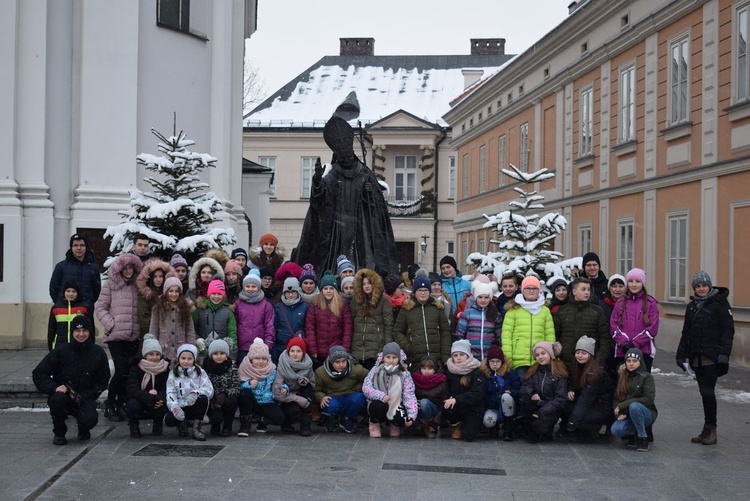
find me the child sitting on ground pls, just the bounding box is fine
[411,355,449,438]
[202,339,240,437]
[442,339,486,442]
[237,338,285,436]
[610,348,657,452]
[272,338,316,437]
[125,334,170,438]
[519,341,568,443]
[314,345,368,434]
[480,345,521,441]
[165,344,214,441]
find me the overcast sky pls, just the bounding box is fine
[246,0,573,99]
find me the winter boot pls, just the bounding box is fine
[177,421,189,437]
[53,434,67,446]
[369,422,381,438]
[323,414,337,433]
[152,419,163,436]
[116,399,128,422]
[193,421,207,441]
[420,419,437,438]
[389,424,400,437]
[210,422,222,436]
[237,416,252,437]
[701,424,717,445]
[77,428,91,441]
[299,413,312,437]
[281,417,295,433]
[635,437,649,452]
[646,425,654,442]
[104,400,121,422]
[221,418,233,437]
[691,424,711,443]
[503,418,515,442]
[451,422,463,440]
[129,420,142,439]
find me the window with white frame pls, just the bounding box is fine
[478,238,485,254]
[617,220,634,276]
[738,4,750,102]
[157,0,190,33]
[394,155,417,201]
[498,134,506,187]
[580,86,593,156]
[520,122,529,172]
[667,213,688,299]
[448,156,456,200]
[479,145,486,193]
[670,35,690,124]
[300,157,317,198]
[620,64,636,142]
[259,156,276,197]
[462,154,469,199]
[579,224,592,256]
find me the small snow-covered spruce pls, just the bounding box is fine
[105,127,236,265]
[467,164,580,293]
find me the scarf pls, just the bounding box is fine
[513,294,546,315]
[384,292,406,309]
[324,357,351,380]
[300,289,319,304]
[446,355,481,375]
[194,279,209,299]
[339,292,354,302]
[692,287,717,303]
[238,356,276,381]
[138,358,169,390]
[281,293,301,306]
[238,289,265,304]
[276,350,313,383]
[370,362,403,420]
[411,370,447,389]
[202,357,233,376]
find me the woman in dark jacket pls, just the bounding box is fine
[350,268,393,369]
[519,341,568,442]
[125,334,170,438]
[442,340,486,442]
[676,271,735,445]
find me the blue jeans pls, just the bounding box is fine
[417,398,439,420]
[610,402,654,439]
[322,392,366,420]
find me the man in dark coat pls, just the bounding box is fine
[578,252,608,307]
[32,316,110,445]
[49,233,102,311]
[553,277,612,373]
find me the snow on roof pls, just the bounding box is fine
[244,55,512,128]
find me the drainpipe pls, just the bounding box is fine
[433,127,448,270]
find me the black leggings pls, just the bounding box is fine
[279,386,315,422]
[442,405,483,441]
[48,393,99,435]
[164,395,209,426]
[238,388,285,425]
[208,394,239,426]
[107,340,139,403]
[368,400,406,426]
[694,363,719,426]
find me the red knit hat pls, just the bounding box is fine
[259,233,278,247]
[486,345,505,362]
[286,337,307,357]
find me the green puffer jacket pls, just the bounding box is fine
[349,268,394,364]
[393,297,452,368]
[614,363,658,422]
[314,363,368,401]
[501,300,555,369]
[553,300,613,372]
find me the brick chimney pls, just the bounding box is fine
[470,38,506,56]
[340,38,375,56]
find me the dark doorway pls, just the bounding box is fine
[394,241,415,274]
[76,228,111,272]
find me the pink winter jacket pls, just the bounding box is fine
[610,291,660,357]
[95,254,143,343]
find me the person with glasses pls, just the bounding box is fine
[272,277,309,364]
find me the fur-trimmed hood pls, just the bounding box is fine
[353,268,383,306]
[189,256,225,291]
[275,261,302,283]
[249,244,286,260]
[107,253,144,291]
[400,296,444,312]
[203,248,229,270]
[136,258,174,299]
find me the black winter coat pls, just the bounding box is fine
[677,287,734,364]
[33,336,110,401]
[445,368,485,411]
[554,300,613,371]
[49,250,101,309]
[567,367,614,428]
[520,364,568,417]
[126,356,169,408]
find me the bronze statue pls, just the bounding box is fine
[293,116,398,275]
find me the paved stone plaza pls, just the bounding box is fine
[1,349,748,500]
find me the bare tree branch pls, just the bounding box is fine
[244,57,269,114]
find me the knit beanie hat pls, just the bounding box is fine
[230,248,248,260]
[327,345,350,364]
[177,343,197,361]
[62,280,81,297]
[533,340,562,360]
[248,337,270,360]
[625,347,644,361]
[163,276,183,294]
[440,255,458,273]
[691,270,712,290]
[626,268,647,288]
[582,252,601,267]
[451,339,472,357]
[383,274,404,294]
[259,267,274,279]
[69,233,89,249]
[71,315,93,333]
[243,269,262,287]
[259,233,278,247]
[521,276,541,290]
[473,282,494,299]
[340,276,355,289]
[319,271,338,290]
[283,277,301,293]
[381,342,401,359]
[407,264,420,280]
[224,259,243,276]
[413,276,431,292]
[336,254,354,276]
[207,279,226,297]
[300,263,317,285]
[286,337,307,357]
[575,336,596,356]
[548,277,569,294]
[486,345,505,362]
[141,333,162,357]
[208,338,230,357]
[608,274,626,288]
[170,253,188,269]
[428,272,442,285]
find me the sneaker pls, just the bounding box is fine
[281,422,295,433]
[624,435,637,448]
[256,420,268,433]
[237,419,251,437]
[323,415,337,433]
[636,437,649,452]
[368,422,381,438]
[340,417,356,434]
[53,435,67,446]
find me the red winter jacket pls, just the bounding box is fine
[305,302,352,360]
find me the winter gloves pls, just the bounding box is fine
[172,406,185,421]
[184,391,199,406]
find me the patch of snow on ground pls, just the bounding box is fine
[718,390,750,404]
[1,406,50,413]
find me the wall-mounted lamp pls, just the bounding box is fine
[420,235,429,254]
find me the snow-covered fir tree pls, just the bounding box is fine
[105,127,236,265]
[467,164,580,292]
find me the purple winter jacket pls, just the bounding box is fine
[95,254,143,343]
[610,291,660,357]
[234,297,275,351]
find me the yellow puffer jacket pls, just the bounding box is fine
[501,300,555,369]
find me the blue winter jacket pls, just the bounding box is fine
[441,275,471,318]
